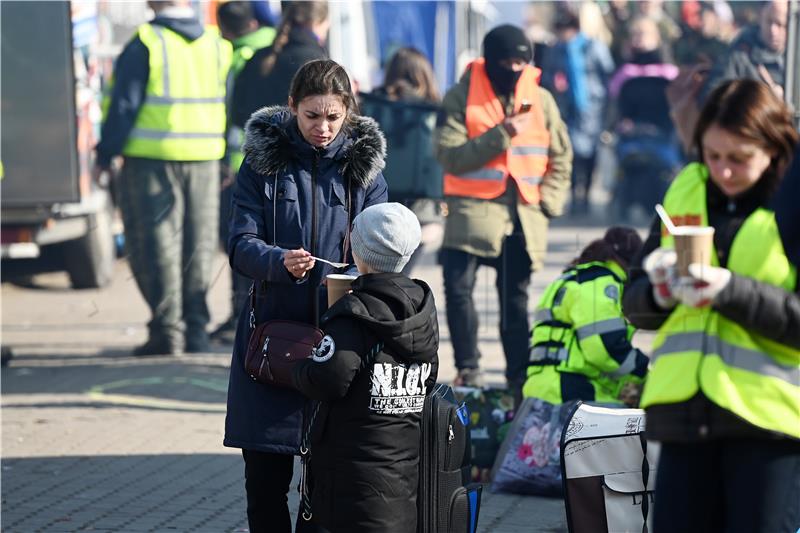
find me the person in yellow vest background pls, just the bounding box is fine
[218,0,275,177]
[434,24,572,400]
[212,1,275,345]
[93,0,232,356]
[524,226,649,407]
[623,79,800,532]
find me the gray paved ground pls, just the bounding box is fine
[2,212,643,532]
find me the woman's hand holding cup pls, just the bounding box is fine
[643,247,679,310]
[283,248,315,279]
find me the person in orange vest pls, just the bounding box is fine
[434,25,573,399]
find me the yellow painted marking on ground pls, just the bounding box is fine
[85,376,227,412]
[86,391,226,412]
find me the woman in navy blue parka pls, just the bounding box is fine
[224,59,388,533]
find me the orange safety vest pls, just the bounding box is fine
[444,59,550,204]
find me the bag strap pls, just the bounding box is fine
[299,340,384,522]
[250,177,353,330]
[249,175,280,330]
[639,432,651,533]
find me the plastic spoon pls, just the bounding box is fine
[655,204,678,235]
[311,256,350,269]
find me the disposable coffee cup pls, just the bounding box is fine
[673,226,715,276]
[326,274,357,307]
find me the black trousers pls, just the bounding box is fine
[570,152,597,213]
[242,450,327,533]
[440,225,532,384]
[653,439,800,533]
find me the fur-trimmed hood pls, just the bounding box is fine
[242,105,386,189]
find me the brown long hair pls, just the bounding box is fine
[382,47,441,103]
[260,1,329,77]
[289,59,358,120]
[693,79,799,195]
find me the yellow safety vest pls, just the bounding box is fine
[524,261,641,404]
[114,24,231,161]
[641,162,800,438]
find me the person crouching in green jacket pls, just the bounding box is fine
[523,226,649,405]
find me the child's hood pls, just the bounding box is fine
[322,273,438,364]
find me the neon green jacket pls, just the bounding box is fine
[523,261,649,404]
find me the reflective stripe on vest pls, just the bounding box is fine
[641,163,800,438]
[533,308,554,324]
[530,345,569,363]
[575,317,628,341]
[147,96,225,104]
[458,168,506,181]
[652,332,799,385]
[122,24,232,161]
[608,349,639,378]
[443,59,550,204]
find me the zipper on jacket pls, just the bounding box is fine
[311,151,319,257]
[311,151,319,326]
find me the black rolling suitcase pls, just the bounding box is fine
[417,383,483,533]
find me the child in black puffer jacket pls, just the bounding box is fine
[293,203,440,533]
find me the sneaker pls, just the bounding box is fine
[453,368,484,388]
[133,338,182,357]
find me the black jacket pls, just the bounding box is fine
[293,273,439,533]
[775,146,800,266]
[623,174,800,441]
[699,24,785,104]
[231,27,327,129]
[96,15,206,167]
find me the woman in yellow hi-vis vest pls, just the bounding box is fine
[623,79,800,533]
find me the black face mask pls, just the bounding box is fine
[630,49,663,65]
[485,62,522,97]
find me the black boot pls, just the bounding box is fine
[185,329,212,353]
[133,337,182,357]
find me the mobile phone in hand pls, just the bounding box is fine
[519,101,532,113]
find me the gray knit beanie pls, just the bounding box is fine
[350,203,421,273]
